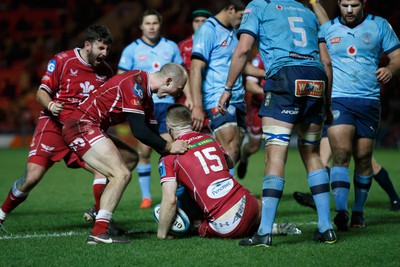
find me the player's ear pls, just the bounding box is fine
[166,77,172,86]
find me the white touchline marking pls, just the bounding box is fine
[0,231,86,240]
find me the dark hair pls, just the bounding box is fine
[221,0,250,11]
[85,24,113,45]
[140,9,163,25]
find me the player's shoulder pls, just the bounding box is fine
[54,49,76,62]
[124,38,142,50]
[160,37,179,48]
[365,14,390,28]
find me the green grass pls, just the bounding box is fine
[1,148,400,266]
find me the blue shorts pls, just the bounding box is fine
[331,97,380,139]
[154,102,173,134]
[205,102,246,132]
[259,66,326,125]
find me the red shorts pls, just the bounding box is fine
[198,190,259,238]
[28,116,85,170]
[63,118,107,158]
[245,93,262,137]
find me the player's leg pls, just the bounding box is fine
[0,163,48,224]
[328,123,355,231]
[214,125,241,176]
[371,157,400,211]
[298,123,335,243]
[109,134,139,172]
[137,141,153,208]
[238,103,262,179]
[240,117,292,247]
[351,137,374,228]
[293,133,330,210]
[0,118,64,224]
[82,138,131,244]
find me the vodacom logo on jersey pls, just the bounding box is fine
[347,45,357,56]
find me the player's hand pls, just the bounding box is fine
[375,67,393,84]
[218,91,232,115]
[191,106,204,132]
[184,97,193,110]
[169,140,188,154]
[48,101,64,116]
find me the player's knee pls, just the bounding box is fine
[262,125,291,146]
[332,148,351,165]
[298,129,322,146]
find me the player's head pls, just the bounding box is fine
[140,9,162,43]
[338,0,366,26]
[155,63,187,99]
[220,0,250,28]
[84,24,112,67]
[191,9,212,32]
[166,104,192,139]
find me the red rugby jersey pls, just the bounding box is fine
[39,48,112,123]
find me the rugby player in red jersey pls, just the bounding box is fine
[63,63,188,244]
[0,25,138,234]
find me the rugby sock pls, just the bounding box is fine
[308,168,332,232]
[373,167,400,202]
[352,173,373,213]
[229,168,235,178]
[138,163,152,200]
[258,175,284,235]
[1,182,29,214]
[93,178,107,211]
[92,209,112,235]
[330,166,350,212]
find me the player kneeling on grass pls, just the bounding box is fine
[156,104,301,239]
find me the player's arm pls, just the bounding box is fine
[245,76,264,96]
[157,180,178,239]
[126,113,188,155]
[189,58,207,131]
[218,33,255,114]
[376,48,400,84]
[36,87,63,116]
[319,41,333,125]
[244,62,265,78]
[181,68,193,109]
[310,0,330,24]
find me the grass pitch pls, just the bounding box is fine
[0,148,399,266]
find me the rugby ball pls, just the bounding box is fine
[153,203,190,235]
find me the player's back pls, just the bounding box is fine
[174,131,245,218]
[73,70,152,128]
[240,0,322,78]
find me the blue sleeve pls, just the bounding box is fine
[378,17,400,54]
[118,42,136,71]
[237,2,259,40]
[192,22,215,63]
[171,42,184,65]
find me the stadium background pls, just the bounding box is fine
[0,0,399,148]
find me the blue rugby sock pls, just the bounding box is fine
[138,163,152,199]
[258,175,284,235]
[308,168,332,232]
[352,172,373,213]
[330,166,350,212]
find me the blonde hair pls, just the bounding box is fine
[166,104,192,134]
[159,63,187,85]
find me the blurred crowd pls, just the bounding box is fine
[0,0,399,147]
